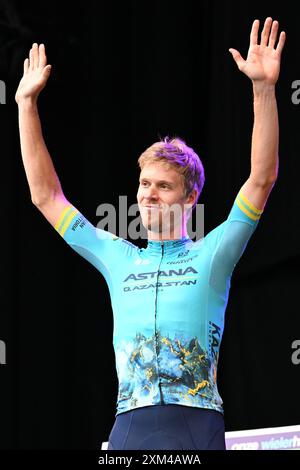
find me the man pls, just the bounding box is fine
[15,18,285,450]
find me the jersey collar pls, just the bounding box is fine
[146,235,191,255]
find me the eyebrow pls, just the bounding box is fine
[139,177,174,185]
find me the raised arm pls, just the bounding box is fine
[15,43,72,227]
[229,17,286,211]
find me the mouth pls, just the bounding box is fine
[144,205,163,211]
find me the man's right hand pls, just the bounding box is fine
[15,43,52,105]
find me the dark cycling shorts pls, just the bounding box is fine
[107,404,226,450]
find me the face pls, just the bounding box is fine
[137,162,195,239]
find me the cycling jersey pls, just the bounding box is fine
[54,191,262,416]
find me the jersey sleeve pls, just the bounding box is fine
[226,190,263,227]
[54,204,129,294]
[208,190,263,293]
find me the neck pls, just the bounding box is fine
[147,223,188,241]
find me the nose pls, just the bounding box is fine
[144,183,159,201]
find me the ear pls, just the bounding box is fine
[185,188,198,207]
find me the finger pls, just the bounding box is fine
[23,58,29,75]
[260,17,272,46]
[32,43,39,68]
[276,31,286,55]
[268,20,278,48]
[229,48,245,70]
[41,65,52,82]
[29,48,34,70]
[250,19,259,46]
[38,44,47,68]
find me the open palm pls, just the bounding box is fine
[229,18,286,85]
[15,43,51,103]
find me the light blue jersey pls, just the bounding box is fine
[54,191,262,416]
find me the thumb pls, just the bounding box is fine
[228,48,245,70]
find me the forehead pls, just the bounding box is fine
[139,162,182,184]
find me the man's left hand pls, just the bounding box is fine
[229,17,286,85]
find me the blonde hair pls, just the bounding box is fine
[138,136,205,208]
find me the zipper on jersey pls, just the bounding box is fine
[154,242,164,405]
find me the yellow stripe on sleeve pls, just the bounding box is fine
[236,198,261,221]
[59,209,79,237]
[54,205,79,237]
[239,192,263,215]
[54,206,74,231]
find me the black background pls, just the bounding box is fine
[0,0,299,449]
